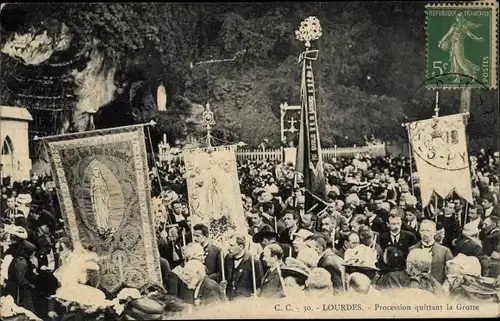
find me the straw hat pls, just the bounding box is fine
[280,266,309,286]
[293,229,314,240]
[257,192,273,203]
[5,225,28,240]
[462,222,479,237]
[16,194,32,206]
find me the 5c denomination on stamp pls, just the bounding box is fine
[426,1,498,89]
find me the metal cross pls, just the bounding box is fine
[287,116,298,133]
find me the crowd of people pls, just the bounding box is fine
[1,148,499,320]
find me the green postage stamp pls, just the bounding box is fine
[426,1,498,89]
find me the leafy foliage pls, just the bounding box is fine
[1,3,497,150]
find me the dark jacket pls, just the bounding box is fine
[248,222,274,236]
[409,241,453,284]
[376,269,410,290]
[258,264,285,298]
[195,276,226,306]
[317,249,346,294]
[452,236,483,257]
[203,243,223,281]
[224,252,264,300]
[437,215,461,249]
[158,238,184,270]
[481,228,500,256]
[4,256,36,312]
[368,216,387,236]
[279,227,297,245]
[165,272,193,303]
[380,230,418,257]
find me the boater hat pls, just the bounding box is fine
[280,266,309,286]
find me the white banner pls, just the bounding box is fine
[408,114,473,207]
[184,147,246,246]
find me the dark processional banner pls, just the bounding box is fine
[295,49,327,213]
[45,126,162,294]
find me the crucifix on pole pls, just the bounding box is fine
[201,102,216,148]
[287,116,298,133]
[189,50,245,148]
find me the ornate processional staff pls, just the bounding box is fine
[201,102,216,149]
[295,16,329,216]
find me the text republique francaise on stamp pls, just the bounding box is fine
[426,1,498,89]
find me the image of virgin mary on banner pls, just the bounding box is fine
[184,146,247,245]
[44,126,162,295]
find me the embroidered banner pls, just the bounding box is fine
[184,146,246,246]
[408,114,473,206]
[45,126,162,294]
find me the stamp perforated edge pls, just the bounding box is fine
[425,1,498,90]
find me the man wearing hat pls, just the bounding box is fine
[451,222,483,257]
[291,229,313,255]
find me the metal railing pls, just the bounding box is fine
[158,143,386,163]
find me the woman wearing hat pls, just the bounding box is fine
[281,265,308,296]
[376,246,407,290]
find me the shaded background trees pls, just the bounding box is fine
[0,2,497,150]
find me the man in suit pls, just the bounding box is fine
[258,243,286,298]
[409,219,453,284]
[481,216,500,256]
[248,210,274,236]
[466,204,484,230]
[193,223,223,281]
[300,210,316,233]
[319,214,336,249]
[437,202,462,249]
[180,260,226,307]
[451,222,482,257]
[336,232,360,259]
[305,234,346,294]
[223,233,264,300]
[403,207,420,238]
[165,242,206,300]
[253,230,293,262]
[365,202,387,236]
[380,212,418,258]
[279,211,299,246]
[481,194,500,219]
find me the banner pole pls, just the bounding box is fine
[463,201,469,228]
[434,194,439,223]
[406,127,415,195]
[251,253,257,296]
[146,125,164,194]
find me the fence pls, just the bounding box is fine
[158,143,386,163]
